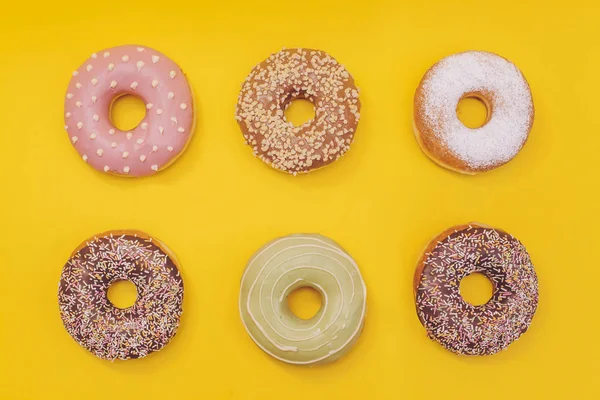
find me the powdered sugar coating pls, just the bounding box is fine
[415,226,538,355]
[64,45,194,177]
[58,232,184,360]
[416,51,533,170]
[235,48,361,174]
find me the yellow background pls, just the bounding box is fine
[1,0,599,398]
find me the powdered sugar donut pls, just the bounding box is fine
[413,51,534,174]
[64,45,195,177]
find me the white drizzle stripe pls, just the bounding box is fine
[239,234,366,365]
[269,267,337,333]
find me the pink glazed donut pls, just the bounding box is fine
[64,45,195,177]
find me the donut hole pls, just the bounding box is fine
[456,95,490,129]
[459,272,494,306]
[107,279,138,309]
[284,98,316,127]
[287,286,323,320]
[110,94,147,131]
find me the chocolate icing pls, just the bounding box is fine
[415,226,538,355]
[235,48,361,174]
[58,233,184,360]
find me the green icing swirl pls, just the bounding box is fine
[239,234,367,365]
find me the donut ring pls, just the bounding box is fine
[413,51,534,174]
[58,230,184,360]
[64,45,195,177]
[414,223,539,355]
[239,234,367,365]
[235,48,361,175]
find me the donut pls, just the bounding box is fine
[235,48,361,175]
[239,234,367,365]
[64,45,195,177]
[413,223,538,355]
[413,51,534,174]
[58,230,184,360]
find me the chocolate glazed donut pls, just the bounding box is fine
[414,223,538,355]
[58,230,184,360]
[235,48,361,175]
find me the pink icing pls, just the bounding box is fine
[64,45,194,177]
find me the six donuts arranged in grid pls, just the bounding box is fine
[59,45,538,363]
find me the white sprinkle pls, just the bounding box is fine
[71,136,78,143]
[123,166,130,173]
[86,64,93,72]
[152,145,158,152]
[169,70,176,79]
[130,81,139,90]
[177,127,185,133]
[66,93,74,99]
[180,103,187,110]
[92,114,99,121]
[65,112,71,118]
[122,55,129,62]
[122,151,129,158]
[77,122,83,129]
[103,52,110,58]
[126,132,133,140]
[170,116,178,124]
[103,165,110,172]
[110,80,117,89]
[82,154,88,162]
[136,138,144,144]
[91,95,97,103]
[137,47,145,52]
[91,78,98,86]
[64,125,69,130]
[75,82,82,89]
[167,146,173,152]
[109,128,116,135]
[146,103,154,109]
[96,148,104,156]
[156,108,163,115]
[158,126,164,134]
[152,55,160,63]
[111,142,117,148]
[152,79,159,88]
[168,92,174,99]
[72,71,78,76]
[151,164,158,171]
[90,132,97,139]
[140,155,146,162]
[108,63,115,71]
[91,53,98,59]
[75,101,82,108]
[141,122,148,130]
[136,61,145,71]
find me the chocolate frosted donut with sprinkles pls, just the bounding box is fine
[58,230,184,360]
[235,48,361,175]
[414,224,538,355]
[413,51,534,174]
[64,45,195,177]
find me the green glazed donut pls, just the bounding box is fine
[239,234,367,365]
